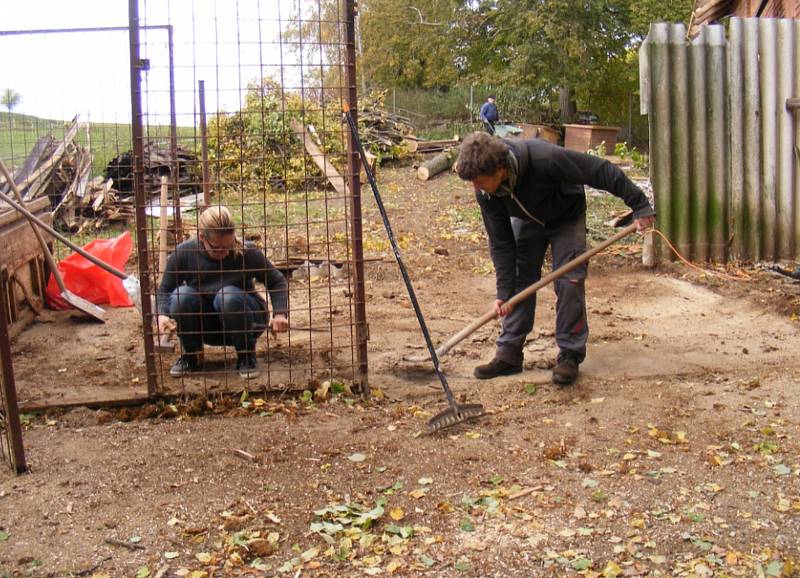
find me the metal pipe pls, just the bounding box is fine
[743,18,762,260]
[128,0,159,398]
[669,23,691,259]
[167,24,181,235]
[198,80,211,207]
[344,0,369,393]
[794,20,800,258]
[776,19,795,258]
[0,270,27,474]
[0,25,170,36]
[759,18,778,260]
[647,23,672,261]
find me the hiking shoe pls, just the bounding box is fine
[170,355,199,378]
[552,354,580,385]
[237,355,261,380]
[473,357,522,380]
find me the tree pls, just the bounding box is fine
[2,89,21,129]
[283,0,693,134]
[1,88,21,113]
[359,0,464,89]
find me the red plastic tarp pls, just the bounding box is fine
[46,231,134,309]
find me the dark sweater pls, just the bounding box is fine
[477,138,655,301]
[156,238,288,317]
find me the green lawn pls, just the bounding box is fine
[0,111,195,177]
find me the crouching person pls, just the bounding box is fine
[156,205,289,379]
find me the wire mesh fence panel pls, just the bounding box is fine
[0,27,136,243]
[131,0,366,396]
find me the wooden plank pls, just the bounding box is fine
[289,119,348,196]
[0,212,54,270]
[0,197,50,229]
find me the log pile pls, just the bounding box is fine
[404,136,460,154]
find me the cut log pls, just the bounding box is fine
[417,146,460,181]
[402,137,419,153]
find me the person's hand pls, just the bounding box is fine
[157,315,177,334]
[270,314,289,333]
[494,299,514,317]
[635,215,656,231]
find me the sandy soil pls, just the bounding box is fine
[2,165,800,578]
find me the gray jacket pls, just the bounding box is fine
[477,138,655,301]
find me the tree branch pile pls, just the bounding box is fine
[357,103,417,159]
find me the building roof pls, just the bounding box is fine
[689,0,798,36]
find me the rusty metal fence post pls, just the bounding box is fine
[345,0,370,392]
[128,0,158,397]
[0,270,27,474]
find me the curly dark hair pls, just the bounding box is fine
[456,132,509,181]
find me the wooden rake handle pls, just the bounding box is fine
[413,222,639,361]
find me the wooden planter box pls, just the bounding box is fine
[564,124,619,153]
[0,197,52,338]
[516,123,561,145]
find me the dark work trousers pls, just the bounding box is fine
[169,285,268,358]
[495,214,588,365]
[482,119,496,135]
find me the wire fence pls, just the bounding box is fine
[0,0,366,445]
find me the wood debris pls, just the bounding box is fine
[0,117,200,233]
[358,101,417,159]
[105,142,199,197]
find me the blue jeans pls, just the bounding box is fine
[169,285,268,357]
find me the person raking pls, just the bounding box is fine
[455,132,655,385]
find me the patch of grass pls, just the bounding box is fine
[0,111,195,177]
[585,192,630,246]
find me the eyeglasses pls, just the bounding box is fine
[202,236,234,253]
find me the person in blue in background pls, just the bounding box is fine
[479,95,499,135]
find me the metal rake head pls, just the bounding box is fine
[427,403,485,432]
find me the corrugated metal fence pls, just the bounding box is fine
[640,18,800,262]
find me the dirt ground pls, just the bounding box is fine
[2,164,800,578]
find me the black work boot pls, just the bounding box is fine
[170,354,200,378]
[237,353,260,380]
[474,357,522,380]
[552,352,580,385]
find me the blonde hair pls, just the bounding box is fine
[198,205,243,256]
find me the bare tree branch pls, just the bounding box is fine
[409,6,443,27]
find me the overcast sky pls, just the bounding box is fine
[1,0,319,125]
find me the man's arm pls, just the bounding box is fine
[476,192,517,302]
[547,147,655,220]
